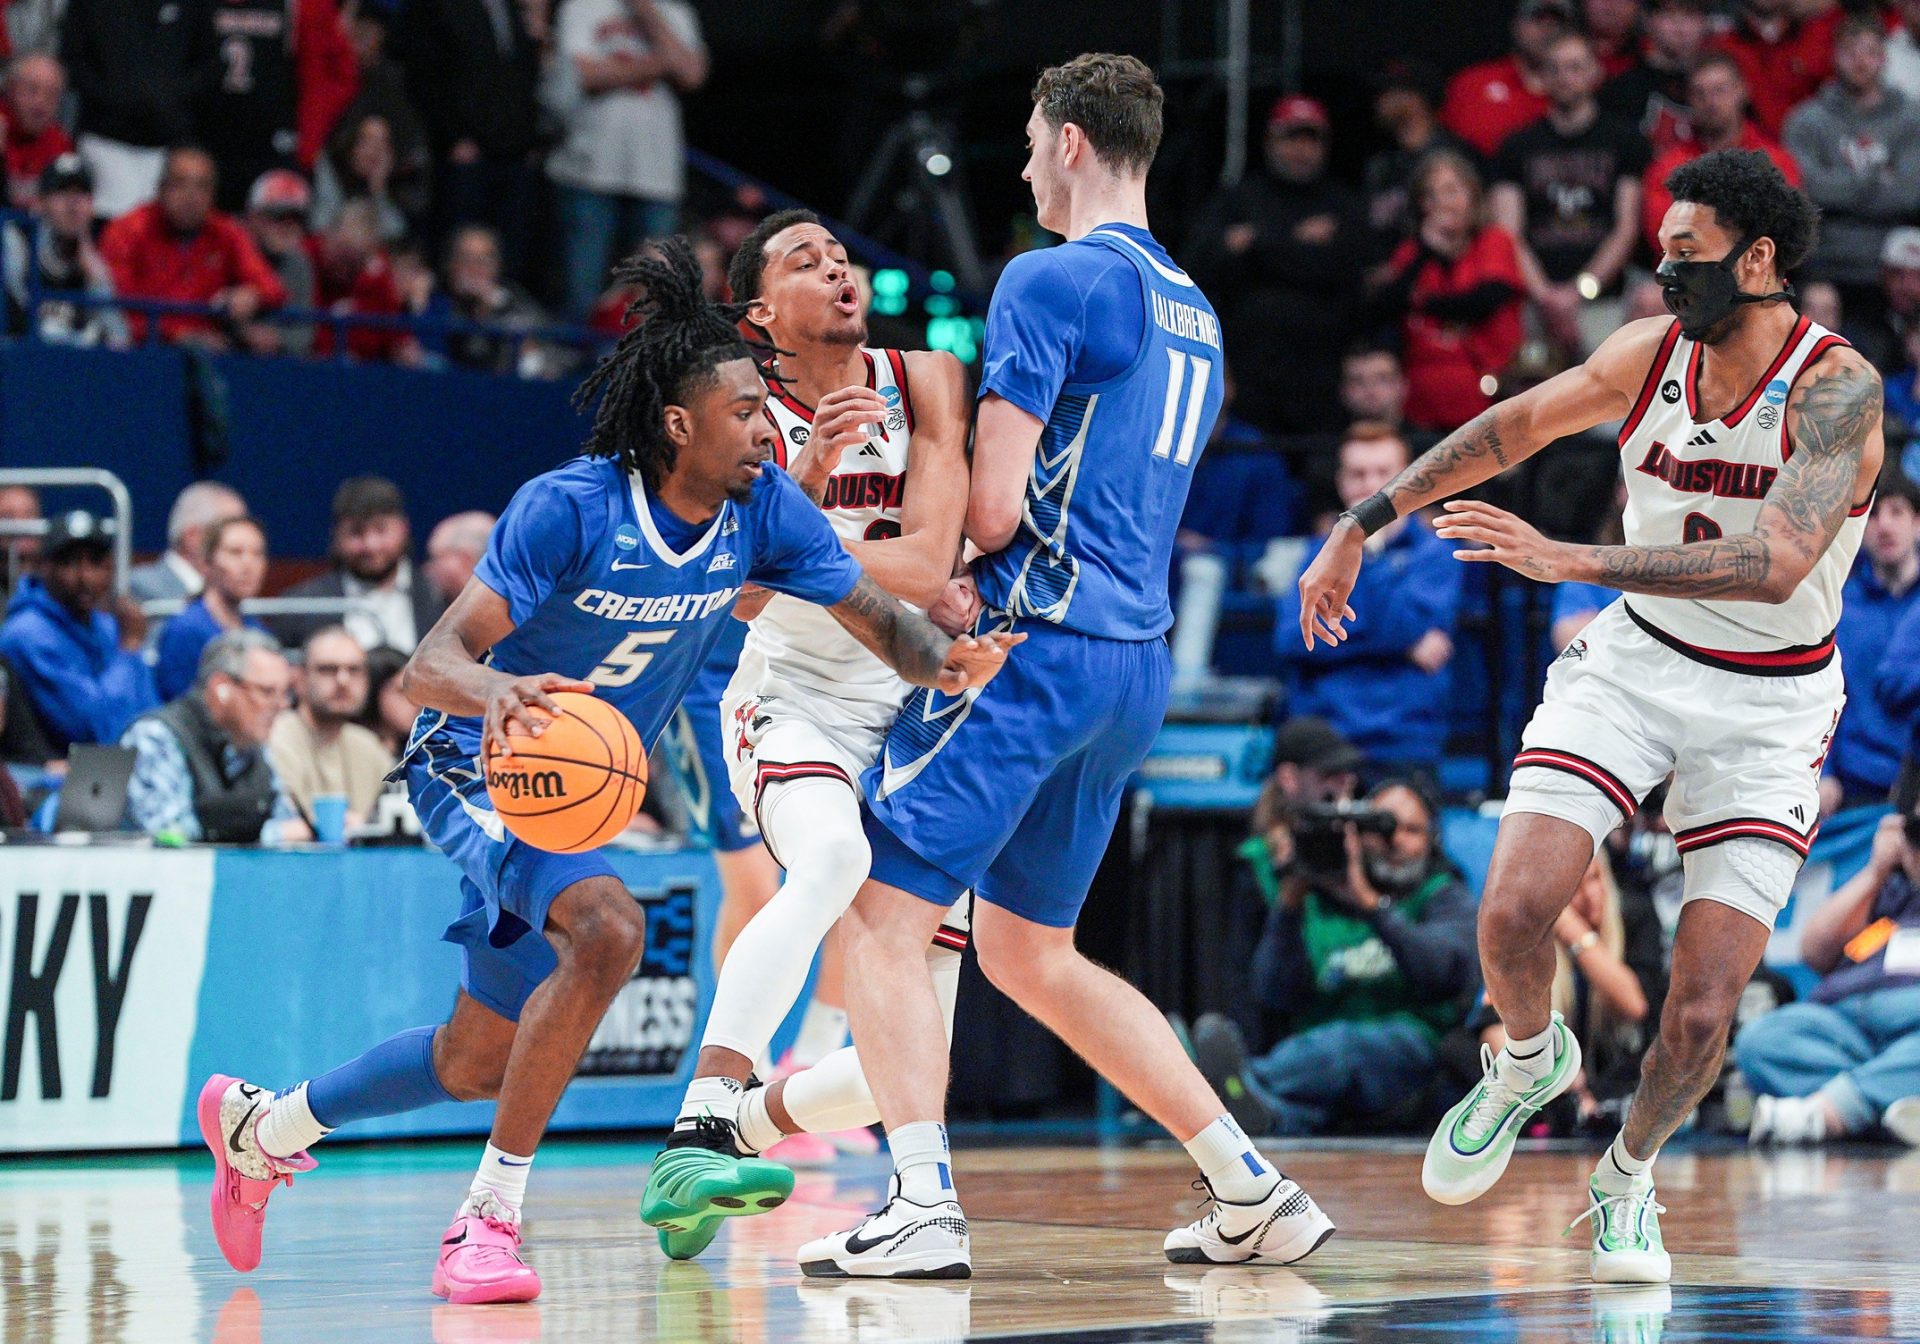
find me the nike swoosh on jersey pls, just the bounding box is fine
[611,560,649,571]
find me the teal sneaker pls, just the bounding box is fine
[1569,1175,1671,1284]
[1422,1012,1581,1205]
[641,1119,795,1261]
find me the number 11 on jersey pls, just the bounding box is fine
[1152,350,1213,468]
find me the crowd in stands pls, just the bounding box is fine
[0,0,706,365]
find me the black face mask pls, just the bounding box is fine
[1655,232,1793,341]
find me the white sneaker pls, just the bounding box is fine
[797,1177,970,1280]
[1163,1175,1335,1267]
[1568,1175,1671,1284]
[1749,1094,1830,1145]
[1883,1096,1920,1146]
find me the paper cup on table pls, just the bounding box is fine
[312,793,349,844]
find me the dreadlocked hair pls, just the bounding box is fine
[574,235,774,491]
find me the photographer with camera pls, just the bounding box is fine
[1735,773,1920,1147]
[1194,743,1479,1137]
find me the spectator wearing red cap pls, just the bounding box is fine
[1641,53,1801,253]
[3,54,73,210]
[1365,150,1525,432]
[242,169,316,356]
[1601,0,1714,155]
[1440,0,1576,157]
[99,146,289,348]
[1491,32,1649,358]
[1188,94,1369,435]
[1710,0,1841,140]
[194,0,358,212]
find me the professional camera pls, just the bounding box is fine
[1292,800,1398,882]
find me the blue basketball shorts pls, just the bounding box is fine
[861,616,1170,928]
[405,733,619,1021]
[661,693,761,854]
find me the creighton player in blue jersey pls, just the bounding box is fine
[193,239,1018,1306]
[797,54,1335,1281]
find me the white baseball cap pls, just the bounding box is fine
[1883,227,1920,272]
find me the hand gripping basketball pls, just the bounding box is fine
[481,672,595,762]
[484,690,648,853]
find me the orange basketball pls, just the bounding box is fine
[484,692,648,853]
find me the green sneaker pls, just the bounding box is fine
[641,1122,796,1261]
[1570,1175,1671,1284]
[1422,1011,1581,1206]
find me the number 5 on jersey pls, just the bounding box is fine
[589,630,673,687]
[1152,350,1213,468]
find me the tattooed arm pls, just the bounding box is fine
[1294,316,1668,648]
[827,572,1023,691]
[1435,348,1884,601]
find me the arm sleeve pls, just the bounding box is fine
[977,249,1084,421]
[122,718,198,838]
[745,467,863,606]
[472,474,587,625]
[1249,900,1318,1016]
[1365,876,1478,997]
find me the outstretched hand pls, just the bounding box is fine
[1433,500,1568,582]
[1296,522,1363,649]
[934,630,1024,695]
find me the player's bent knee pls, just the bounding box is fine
[973,930,1076,1000]
[550,880,648,984]
[1476,893,1556,953]
[1662,992,1736,1063]
[438,1049,508,1102]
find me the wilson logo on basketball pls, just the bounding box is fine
[487,768,568,800]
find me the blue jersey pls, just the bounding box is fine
[400,455,861,763]
[975,224,1224,641]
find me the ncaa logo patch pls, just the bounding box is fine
[1763,378,1790,405]
[789,425,810,445]
[881,386,902,409]
[614,524,640,551]
[1757,404,1780,431]
[1660,380,1681,405]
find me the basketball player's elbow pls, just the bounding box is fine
[966,498,1020,554]
[1749,540,1812,606]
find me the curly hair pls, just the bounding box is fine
[574,236,772,491]
[1664,149,1820,276]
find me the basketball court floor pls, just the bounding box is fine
[5,1135,1918,1342]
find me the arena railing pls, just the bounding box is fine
[0,465,133,592]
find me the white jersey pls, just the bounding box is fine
[730,347,917,737]
[1616,314,1868,667]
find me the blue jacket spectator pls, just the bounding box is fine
[1275,427,1462,769]
[0,512,156,753]
[152,516,270,701]
[1828,477,1920,809]
[1550,580,1619,652]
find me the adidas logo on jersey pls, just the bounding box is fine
[1686,429,1718,448]
[858,440,884,459]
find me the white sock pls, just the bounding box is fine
[1185,1114,1276,1202]
[256,1081,331,1161]
[889,1121,955,1204]
[1497,1022,1557,1086]
[675,1075,744,1131]
[735,1085,785,1153]
[791,1000,850,1068]
[698,780,869,1062]
[463,1142,533,1221]
[1592,1132,1654,1196]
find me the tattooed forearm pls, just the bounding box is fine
[828,572,950,686]
[1759,361,1881,570]
[1386,405,1518,511]
[1572,534,1773,599]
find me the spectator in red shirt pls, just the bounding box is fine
[1441,0,1577,157]
[4,54,73,209]
[1584,0,1645,77]
[1642,53,1802,251]
[99,145,288,347]
[308,197,417,364]
[1366,149,1525,432]
[1710,0,1842,139]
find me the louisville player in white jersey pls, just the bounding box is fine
[1299,150,1882,1282]
[641,208,981,1260]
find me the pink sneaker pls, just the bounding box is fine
[822,1125,881,1156]
[764,1130,838,1167]
[432,1200,542,1305]
[198,1075,316,1273]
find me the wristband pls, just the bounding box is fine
[1341,491,1398,538]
